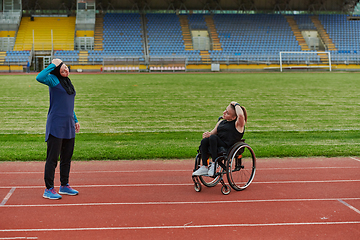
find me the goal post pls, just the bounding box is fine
[279,51,332,72]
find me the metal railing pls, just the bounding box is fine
[2,52,360,69]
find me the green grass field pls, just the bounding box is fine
[1,72,359,160]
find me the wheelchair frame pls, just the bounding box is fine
[192,140,256,195]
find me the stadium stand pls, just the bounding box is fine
[146,13,200,62]
[205,15,222,51]
[212,14,307,63]
[319,14,360,63]
[88,13,144,63]
[54,50,79,62]
[14,16,76,51]
[293,14,317,30]
[5,50,31,63]
[285,16,310,51]
[1,3,360,72]
[76,30,94,38]
[0,30,16,38]
[0,51,5,64]
[146,13,185,56]
[102,13,143,56]
[179,15,193,51]
[94,15,104,51]
[311,15,337,51]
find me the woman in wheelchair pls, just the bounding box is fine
[192,101,247,177]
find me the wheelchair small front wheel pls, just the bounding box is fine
[221,184,231,195]
[194,182,201,192]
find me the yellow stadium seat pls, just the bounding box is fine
[14,16,76,51]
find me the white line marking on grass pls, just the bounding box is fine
[338,199,360,215]
[2,197,360,208]
[350,157,360,162]
[1,221,359,232]
[0,179,359,190]
[0,187,16,206]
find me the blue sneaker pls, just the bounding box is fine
[59,184,79,196]
[43,188,62,200]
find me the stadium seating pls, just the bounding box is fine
[293,14,316,30]
[54,50,79,62]
[318,14,360,63]
[14,16,76,51]
[4,12,360,68]
[212,14,309,62]
[88,13,144,62]
[187,14,208,30]
[146,13,201,62]
[4,50,30,63]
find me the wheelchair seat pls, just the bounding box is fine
[217,139,245,157]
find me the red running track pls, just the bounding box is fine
[0,157,360,239]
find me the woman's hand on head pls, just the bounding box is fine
[52,59,62,67]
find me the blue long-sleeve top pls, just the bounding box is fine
[36,63,78,141]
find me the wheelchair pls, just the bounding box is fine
[192,140,256,195]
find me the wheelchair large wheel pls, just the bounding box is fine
[194,153,222,187]
[226,143,256,191]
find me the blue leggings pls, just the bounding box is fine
[199,135,227,166]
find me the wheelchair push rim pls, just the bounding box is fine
[226,143,256,191]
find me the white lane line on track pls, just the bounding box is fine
[0,187,16,206]
[0,179,359,189]
[338,199,360,215]
[2,166,360,174]
[1,221,360,232]
[350,157,360,162]
[0,237,38,239]
[0,170,189,174]
[2,197,360,208]
[1,166,360,175]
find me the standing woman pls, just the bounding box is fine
[36,59,80,200]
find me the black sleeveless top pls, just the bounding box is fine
[217,120,244,147]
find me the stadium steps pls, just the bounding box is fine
[179,15,194,50]
[285,16,310,51]
[204,15,222,51]
[76,30,94,37]
[317,52,330,63]
[310,16,337,51]
[94,15,103,51]
[200,50,211,63]
[0,51,5,64]
[14,16,76,51]
[0,30,15,37]
[78,50,88,63]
